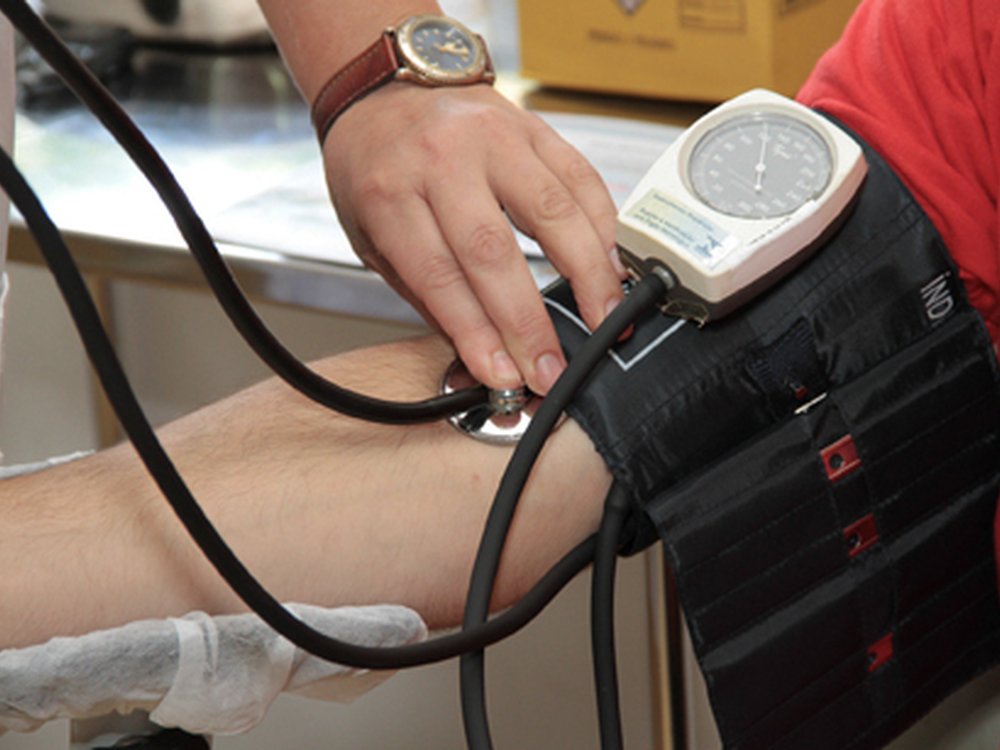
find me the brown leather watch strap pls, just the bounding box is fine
[311,33,400,144]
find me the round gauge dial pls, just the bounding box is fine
[398,16,485,82]
[687,112,834,220]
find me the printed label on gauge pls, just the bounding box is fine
[625,189,739,268]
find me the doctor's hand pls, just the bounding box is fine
[321,82,628,395]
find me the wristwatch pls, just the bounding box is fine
[311,14,496,143]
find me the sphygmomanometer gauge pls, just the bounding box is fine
[616,88,868,323]
[687,111,834,219]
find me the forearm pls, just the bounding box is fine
[0,336,609,649]
[257,0,442,103]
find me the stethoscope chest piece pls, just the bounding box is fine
[441,359,546,445]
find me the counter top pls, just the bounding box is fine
[10,43,700,323]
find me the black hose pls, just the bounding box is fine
[592,480,631,750]
[1,3,669,741]
[0,0,486,424]
[0,141,598,669]
[460,274,667,749]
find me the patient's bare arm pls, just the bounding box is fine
[0,336,610,650]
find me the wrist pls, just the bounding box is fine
[259,1,443,103]
[308,12,495,144]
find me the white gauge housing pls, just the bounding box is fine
[616,88,868,322]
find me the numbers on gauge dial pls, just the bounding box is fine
[687,113,834,219]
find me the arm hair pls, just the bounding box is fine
[0,335,610,648]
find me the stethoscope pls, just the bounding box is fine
[0,3,666,748]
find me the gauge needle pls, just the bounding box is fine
[754,125,769,192]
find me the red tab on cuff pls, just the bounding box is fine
[821,434,861,482]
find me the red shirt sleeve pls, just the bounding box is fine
[797,0,1000,596]
[797,0,1000,343]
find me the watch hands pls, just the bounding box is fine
[435,40,470,58]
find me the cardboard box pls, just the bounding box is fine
[518,0,861,103]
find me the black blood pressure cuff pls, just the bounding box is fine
[543,131,1000,750]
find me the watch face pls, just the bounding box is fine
[687,112,834,220]
[396,15,488,83]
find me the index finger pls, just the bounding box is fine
[426,177,569,395]
[495,141,626,336]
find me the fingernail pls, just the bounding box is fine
[534,352,565,394]
[609,246,628,277]
[491,350,520,386]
